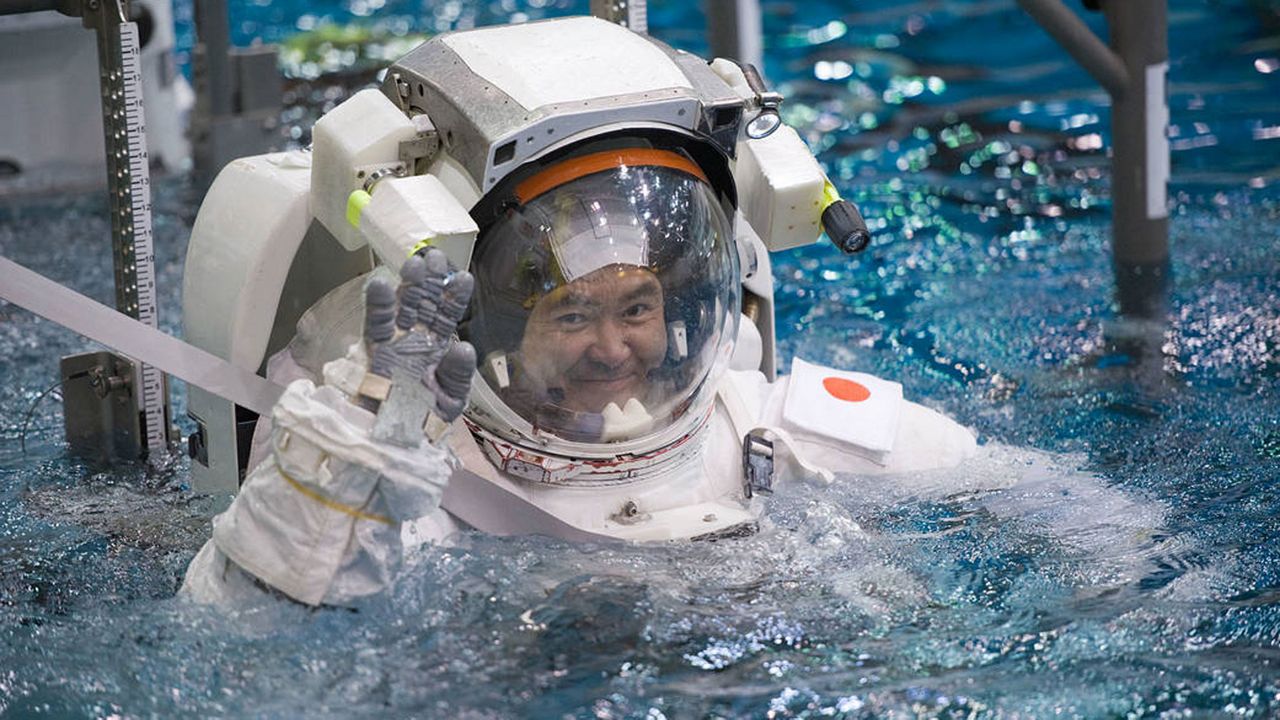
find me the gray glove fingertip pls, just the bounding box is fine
[434,395,465,423]
[421,247,449,277]
[430,272,474,336]
[364,278,397,345]
[446,271,475,305]
[366,276,397,302]
[434,341,476,400]
[399,255,427,284]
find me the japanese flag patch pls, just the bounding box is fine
[782,357,904,455]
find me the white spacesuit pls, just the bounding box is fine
[180,16,977,609]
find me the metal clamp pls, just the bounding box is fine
[362,165,404,194]
[398,114,441,175]
[742,431,775,498]
[739,63,783,139]
[87,364,131,398]
[61,350,145,461]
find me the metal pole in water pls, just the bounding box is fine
[1016,0,1170,318]
[1102,0,1170,318]
[194,0,233,117]
[82,0,171,458]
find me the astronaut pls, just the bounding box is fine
[179,16,977,609]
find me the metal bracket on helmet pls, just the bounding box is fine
[397,114,442,176]
[738,63,783,140]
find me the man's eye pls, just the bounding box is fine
[622,303,653,319]
[555,312,588,327]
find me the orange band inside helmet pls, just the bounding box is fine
[514,148,710,205]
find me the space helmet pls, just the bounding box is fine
[374,16,754,470]
[461,136,740,458]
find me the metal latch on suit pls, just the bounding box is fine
[742,432,775,498]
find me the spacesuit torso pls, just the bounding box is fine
[268,269,975,538]
[181,268,975,608]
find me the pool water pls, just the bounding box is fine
[3,0,1280,717]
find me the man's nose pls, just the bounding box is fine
[585,319,632,367]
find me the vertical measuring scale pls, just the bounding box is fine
[88,0,170,456]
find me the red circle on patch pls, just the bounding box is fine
[823,376,871,402]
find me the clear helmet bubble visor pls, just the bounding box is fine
[465,147,740,447]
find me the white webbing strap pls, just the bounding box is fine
[0,256,284,416]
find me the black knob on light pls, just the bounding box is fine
[822,199,871,254]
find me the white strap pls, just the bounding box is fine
[0,257,284,416]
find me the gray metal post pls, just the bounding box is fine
[194,0,232,116]
[190,0,281,184]
[1103,0,1169,317]
[590,0,647,33]
[706,0,762,70]
[1016,0,1170,317]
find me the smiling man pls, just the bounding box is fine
[520,264,669,416]
[465,144,738,446]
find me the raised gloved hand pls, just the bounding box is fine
[358,247,476,447]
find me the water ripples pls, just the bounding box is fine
[2,0,1280,717]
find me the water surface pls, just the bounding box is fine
[2,0,1279,717]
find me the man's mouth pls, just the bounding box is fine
[564,369,647,404]
[573,373,638,389]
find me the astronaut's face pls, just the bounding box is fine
[520,264,668,414]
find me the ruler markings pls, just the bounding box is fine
[115,21,167,453]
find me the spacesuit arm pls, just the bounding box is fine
[188,251,477,607]
[722,363,979,490]
[254,248,474,509]
[195,371,454,607]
